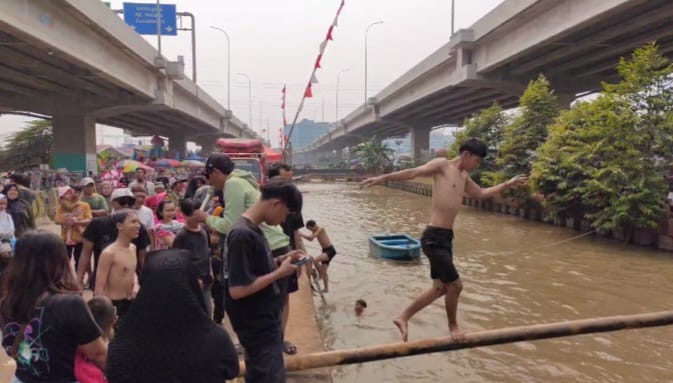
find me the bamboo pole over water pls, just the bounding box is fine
[237,310,673,376]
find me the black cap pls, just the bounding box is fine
[205,153,235,175]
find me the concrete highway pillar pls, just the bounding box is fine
[410,125,432,165]
[169,134,187,160]
[53,114,97,175]
[557,93,575,109]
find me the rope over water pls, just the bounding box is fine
[237,310,673,376]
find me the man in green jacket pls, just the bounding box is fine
[194,154,289,251]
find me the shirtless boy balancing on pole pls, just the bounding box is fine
[301,220,336,293]
[94,209,141,326]
[361,138,527,342]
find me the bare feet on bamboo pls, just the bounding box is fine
[393,318,409,342]
[449,325,466,342]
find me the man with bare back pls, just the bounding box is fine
[361,138,527,342]
[94,209,141,326]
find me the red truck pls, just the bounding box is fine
[215,138,268,185]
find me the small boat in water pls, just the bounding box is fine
[369,234,421,260]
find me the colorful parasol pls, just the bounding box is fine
[149,159,181,168]
[117,159,152,173]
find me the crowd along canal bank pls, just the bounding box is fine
[385,180,673,253]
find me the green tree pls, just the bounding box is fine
[355,136,393,173]
[0,119,53,170]
[531,43,673,240]
[494,75,560,199]
[451,103,508,186]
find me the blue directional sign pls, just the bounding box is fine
[123,2,177,36]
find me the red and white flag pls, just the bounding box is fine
[281,84,288,126]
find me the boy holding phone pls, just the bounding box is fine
[226,180,304,383]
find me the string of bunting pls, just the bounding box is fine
[282,0,345,159]
[280,84,288,147]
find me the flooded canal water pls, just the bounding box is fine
[299,182,673,383]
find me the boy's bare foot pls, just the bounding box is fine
[449,325,466,342]
[322,287,329,293]
[393,318,408,342]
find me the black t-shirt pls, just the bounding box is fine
[1,293,101,383]
[172,227,212,283]
[83,215,151,264]
[225,217,281,334]
[282,212,304,250]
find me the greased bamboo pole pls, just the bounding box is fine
[237,310,673,376]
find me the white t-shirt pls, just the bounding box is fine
[135,205,156,231]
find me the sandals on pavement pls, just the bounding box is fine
[283,340,298,355]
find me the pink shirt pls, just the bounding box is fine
[75,352,107,383]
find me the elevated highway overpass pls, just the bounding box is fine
[0,0,256,173]
[301,0,673,162]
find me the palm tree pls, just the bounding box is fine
[354,136,393,173]
[0,119,53,170]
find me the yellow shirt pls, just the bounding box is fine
[55,202,92,243]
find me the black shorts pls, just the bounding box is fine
[111,298,134,330]
[320,245,337,265]
[420,226,459,283]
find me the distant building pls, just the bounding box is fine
[384,128,458,155]
[284,119,333,151]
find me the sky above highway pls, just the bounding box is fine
[0,0,503,147]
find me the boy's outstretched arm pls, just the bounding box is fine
[360,158,445,189]
[465,174,528,200]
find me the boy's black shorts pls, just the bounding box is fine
[320,245,337,265]
[420,226,459,283]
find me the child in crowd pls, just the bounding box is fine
[95,210,141,328]
[75,296,116,383]
[55,186,92,272]
[172,199,214,315]
[301,220,337,293]
[154,199,184,249]
[55,186,91,246]
[208,195,226,324]
[0,194,15,272]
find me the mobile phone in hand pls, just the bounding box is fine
[291,257,310,266]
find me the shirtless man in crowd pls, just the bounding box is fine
[94,209,141,326]
[361,138,527,342]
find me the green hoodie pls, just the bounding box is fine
[206,169,289,251]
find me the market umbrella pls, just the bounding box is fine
[117,159,144,170]
[181,159,205,169]
[150,159,181,168]
[124,163,152,173]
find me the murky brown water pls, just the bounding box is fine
[299,182,673,383]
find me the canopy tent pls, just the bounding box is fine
[264,147,282,163]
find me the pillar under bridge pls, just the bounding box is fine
[53,114,97,175]
[410,125,432,165]
[169,134,187,160]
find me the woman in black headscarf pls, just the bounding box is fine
[2,184,35,238]
[106,249,239,383]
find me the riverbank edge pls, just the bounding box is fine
[385,180,673,252]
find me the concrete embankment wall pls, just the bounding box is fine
[386,180,673,252]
